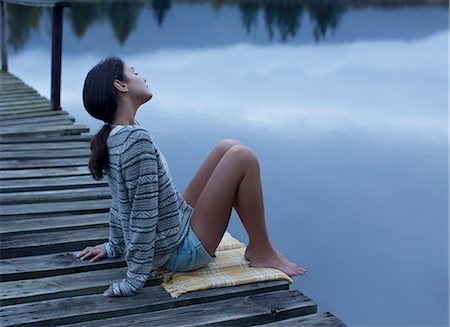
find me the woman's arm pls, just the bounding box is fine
[102,208,125,258]
[107,129,159,297]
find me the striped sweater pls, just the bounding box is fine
[102,125,193,296]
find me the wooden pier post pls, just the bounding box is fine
[1,0,7,72]
[51,3,64,111]
[3,0,69,110]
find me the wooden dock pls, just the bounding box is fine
[0,71,346,326]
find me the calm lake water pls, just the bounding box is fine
[6,1,449,326]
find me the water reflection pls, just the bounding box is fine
[69,2,145,43]
[6,4,43,51]
[9,31,447,145]
[7,0,447,51]
[262,1,304,42]
[152,0,172,26]
[308,1,345,41]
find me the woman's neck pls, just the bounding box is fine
[113,99,138,126]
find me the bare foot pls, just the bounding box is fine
[248,249,306,277]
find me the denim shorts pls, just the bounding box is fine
[162,226,216,272]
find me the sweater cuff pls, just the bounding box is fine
[110,279,139,297]
[103,241,120,259]
[101,243,108,258]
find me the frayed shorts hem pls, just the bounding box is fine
[162,225,216,272]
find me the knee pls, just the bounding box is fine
[214,139,241,156]
[227,144,259,168]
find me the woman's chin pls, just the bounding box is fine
[141,93,153,104]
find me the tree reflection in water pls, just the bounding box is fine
[5,0,447,51]
[7,4,43,51]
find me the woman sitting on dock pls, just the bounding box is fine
[76,57,305,297]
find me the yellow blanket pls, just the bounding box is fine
[152,231,293,298]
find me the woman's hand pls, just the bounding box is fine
[76,244,106,262]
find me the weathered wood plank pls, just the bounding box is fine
[0,96,46,104]
[0,227,109,258]
[0,85,38,91]
[0,93,47,100]
[0,82,37,88]
[0,106,52,116]
[0,186,110,205]
[0,114,75,127]
[0,82,37,87]
[0,104,51,111]
[0,88,37,92]
[0,99,50,108]
[254,312,347,326]
[1,267,162,306]
[0,87,38,93]
[65,290,315,327]
[0,119,75,129]
[0,282,293,327]
[0,94,40,101]
[0,212,108,235]
[0,134,92,144]
[0,109,71,121]
[0,114,71,123]
[0,84,38,89]
[0,198,111,218]
[0,167,91,180]
[0,79,34,85]
[0,141,88,151]
[0,87,33,91]
[0,106,52,115]
[0,79,34,84]
[0,89,43,95]
[0,124,89,138]
[0,83,40,90]
[0,90,36,94]
[0,148,90,160]
[0,94,47,101]
[0,84,37,89]
[0,89,34,93]
[0,252,125,282]
[0,176,102,193]
[0,157,88,170]
[0,105,51,119]
[0,90,46,95]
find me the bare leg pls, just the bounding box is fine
[189,145,305,277]
[183,139,240,208]
[183,139,255,259]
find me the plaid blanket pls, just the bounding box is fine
[152,231,293,298]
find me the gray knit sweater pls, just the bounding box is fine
[102,125,193,296]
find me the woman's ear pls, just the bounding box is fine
[113,79,128,93]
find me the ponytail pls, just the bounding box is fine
[89,124,113,180]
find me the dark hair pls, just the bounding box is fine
[82,56,127,180]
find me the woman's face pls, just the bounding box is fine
[121,64,153,106]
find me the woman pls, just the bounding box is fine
[77,57,305,297]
